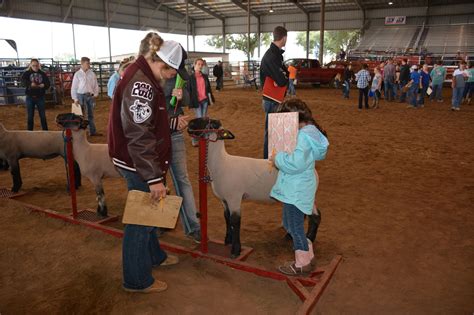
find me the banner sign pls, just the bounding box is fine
[385,16,406,25]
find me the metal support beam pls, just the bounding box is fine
[186,0,189,51]
[257,16,261,59]
[105,0,112,62]
[63,0,74,23]
[188,0,224,22]
[230,0,259,18]
[222,20,226,54]
[140,1,164,30]
[192,21,196,52]
[247,0,250,62]
[109,0,125,24]
[319,0,325,63]
[306,13,310,59]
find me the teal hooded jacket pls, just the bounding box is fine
[270,124,329,215]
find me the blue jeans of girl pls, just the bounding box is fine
[26,95,48,131]
[192,100,209,145]
[170,132,200,235]
[282,203,308,251]
[118,168,167,290]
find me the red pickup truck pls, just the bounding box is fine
[284,58,344,86]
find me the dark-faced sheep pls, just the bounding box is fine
[188,118,321,258]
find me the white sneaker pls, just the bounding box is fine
[454,107,460,111]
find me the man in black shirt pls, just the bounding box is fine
[342,64,354,98]
[260,26,289,159]
[21,58,51,130]
[399,58,410,102]
[213,61,224,91]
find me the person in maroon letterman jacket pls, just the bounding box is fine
[108,32,189,294]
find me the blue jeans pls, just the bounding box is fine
[170,132,200,235]
[77,93,97,135]
[192,100,209,145]
[463,82,473,99]
[430,84,443,101]
[384,79,396,101]
[117,168,167,290]
[288,79,296,96]
[263,98,279,159]
[408,84,419,107]
[26,95,48,131]
[452,87,464,108]
[342,80,350,98]
[418,85,428,105]
[399,80,409,102]
[282,203,308,251]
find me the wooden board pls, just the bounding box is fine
[268,112,299,156]
[122,190,182,228]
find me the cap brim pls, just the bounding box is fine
[177,68,189,81]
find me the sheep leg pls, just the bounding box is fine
[8,159,22,193]
[73,161,82,189]
[0,159,9,171]
[95,184,108,217]
[223,201,232,245]
[306,208,322,243]
[230,211,241,259]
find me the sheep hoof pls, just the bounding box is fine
[11,186,20,193]
[224,235,232,245]
[97,206,108,218]
[230,253,240,259]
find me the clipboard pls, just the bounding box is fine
[263,77,287,103]
[71,102,83,116]
[122,190,182,228]
[268,112,299,156]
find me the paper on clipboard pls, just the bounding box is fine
[122,190,182,228]
[71,102,83,116]
[268,112,299,155]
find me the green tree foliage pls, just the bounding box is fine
[205,33,271,59]
[296,30,360,58]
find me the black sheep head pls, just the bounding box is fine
[55,113,89,130]
[187,117,234,140]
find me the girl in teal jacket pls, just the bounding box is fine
[270,98,329,276]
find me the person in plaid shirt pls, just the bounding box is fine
[355,64,371,110]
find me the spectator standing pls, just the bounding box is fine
[201,60,209,76]
[399,58,410,102]
[338,49,346,61]
[407,65,421,109]
[71,57,100,136]
[371,67,383,109]
[355,64,371,110]
[163,74,202,243]
[418,64,430,107]
[430,61,446,102]
[342,64,354,99]
[451,62,469,111]
[260,26,289,158]
[188,58,214,146]
[213,61,224,91]
[394,64,401,100]
[107,58,130,98]
[383,59,396,102]
[462,63,473,105]
[287,62,298,96]
[21,58,51,130]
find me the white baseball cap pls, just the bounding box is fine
[411,65,418,70]
[156,40,189,80]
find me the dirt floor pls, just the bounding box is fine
[0,87,473,314]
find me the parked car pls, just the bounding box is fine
[284,58,343,86]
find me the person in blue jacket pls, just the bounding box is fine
[407,65,421,109]
[269,98,329,276]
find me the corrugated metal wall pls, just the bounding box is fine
[0,1,472,36]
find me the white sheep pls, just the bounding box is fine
[56,113,120,217]
[188,118,321,258]
[0,123,81,193]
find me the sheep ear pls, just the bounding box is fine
[217,129,235,140]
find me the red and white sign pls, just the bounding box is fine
[385,16,406,25]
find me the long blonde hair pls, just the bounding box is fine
[27,58,40,71]
[139,32,164,62]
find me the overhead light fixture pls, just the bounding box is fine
[269,4,274,13]
[388,1,393,5]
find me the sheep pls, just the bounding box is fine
[188,118,321,258]
[55,113,120,217]
[0,123,81,193]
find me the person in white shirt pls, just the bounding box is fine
[71,57,100,136]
